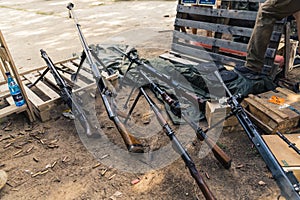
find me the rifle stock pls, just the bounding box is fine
[67,3,143,153]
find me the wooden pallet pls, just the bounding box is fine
[0,58,95,122]
[242,87,300,134]
[159,0,288,78]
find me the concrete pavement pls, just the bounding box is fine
[0,0,176,74]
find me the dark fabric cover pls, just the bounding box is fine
[84,44,276,124]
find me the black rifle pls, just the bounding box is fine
[126,86,216,200]
[213,71,300,200]
[276,131,300,155]
[67,3,143,153]
[114,48,231,168]
[39,49,94,137]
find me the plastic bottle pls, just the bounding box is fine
[5,71,25,107]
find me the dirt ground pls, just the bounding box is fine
[0,0,299,200]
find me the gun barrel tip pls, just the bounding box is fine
[67,2,74,9]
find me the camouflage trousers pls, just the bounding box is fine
[246,0,300,72]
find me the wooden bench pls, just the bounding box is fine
[160,0,288,78]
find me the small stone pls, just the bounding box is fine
[0,170,8,190]
[258,180,266,186]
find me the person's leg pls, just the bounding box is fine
[293,11,300,54]
[290,11,300,67]
[239,0,300,75]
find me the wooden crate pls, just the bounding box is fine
[242,87,300,134]
[262,134,300,180]
[0,58,95,122]
[205,101,238,128]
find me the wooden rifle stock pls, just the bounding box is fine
[112,114,144,152]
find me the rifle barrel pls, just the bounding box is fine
[276,131,300,155]
[139,87,216,200]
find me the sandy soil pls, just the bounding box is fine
[0,0,299,200]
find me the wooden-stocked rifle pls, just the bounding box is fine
[67,3,143,153]
[115,48,232,169]
[126,86,216,200]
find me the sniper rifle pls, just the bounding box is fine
[67,3,143,153]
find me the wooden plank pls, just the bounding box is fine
[39,69,58,88]
[257,90,299,118]
[244,98,282,128]
[173,30,248,53]
[177,4,258,21]
[171,42,245,67]
[0,97,27,119]
[23,73,60,100]
[242,104,274,134]
[276,87,300,103]
[159,52,200,65]
[23,84,48,110]
[175,19,254,37]
[59,71,88,89]
[59,62,94,81]
[263,134,300,167]
[0,30,35,122]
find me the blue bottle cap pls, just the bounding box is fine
[5,71,11,76]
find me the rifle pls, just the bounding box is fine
[126,86,216,200]
[113,47,207,111]
[39,49,94,137]
[115,48,231,169]
[213,71,300,200]
[67,3,143,153]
